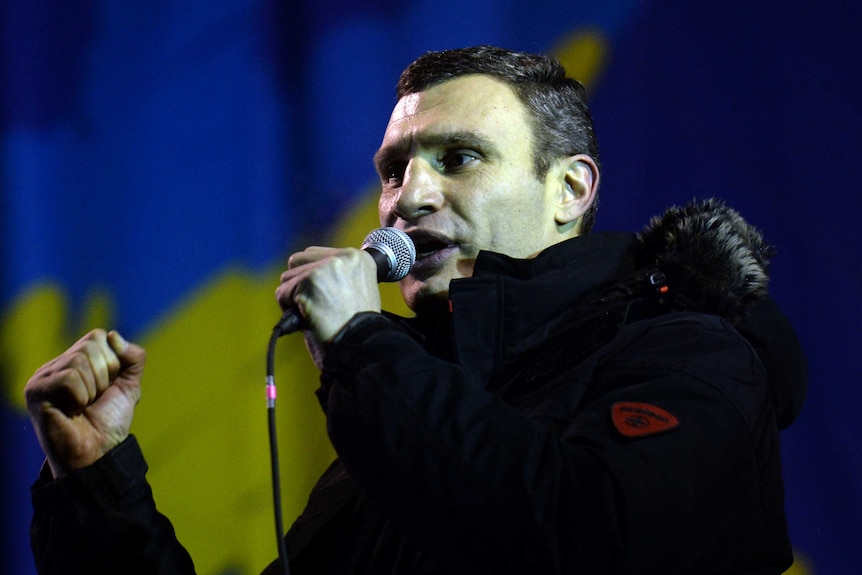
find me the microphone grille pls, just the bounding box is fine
[361,227,416,282]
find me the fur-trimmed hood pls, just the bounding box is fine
[638,198,774,324]
[409,198,806,429]
[636,199,806,428]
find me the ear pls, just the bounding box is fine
[553,154,599,232]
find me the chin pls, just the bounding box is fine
[401,276,451,317]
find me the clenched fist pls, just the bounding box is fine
[24,329,147,478]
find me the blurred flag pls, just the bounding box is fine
[3,0,858,573]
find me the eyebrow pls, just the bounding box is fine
[373,130,499,173]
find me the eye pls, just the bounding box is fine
[438,150,479,171]
[383,161,407,185]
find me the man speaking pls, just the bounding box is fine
[25,46,806,574]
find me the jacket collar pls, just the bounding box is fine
[396,199,805,430]
[444,232,641,385]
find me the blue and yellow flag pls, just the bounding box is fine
[2,1,858,573]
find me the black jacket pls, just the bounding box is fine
[32,200,807,575]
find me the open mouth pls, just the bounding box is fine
[408,231,458,268]
[413,236,451,258]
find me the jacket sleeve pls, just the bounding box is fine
[318,312,791,574]
[30,435,197,575]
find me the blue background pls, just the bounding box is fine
[2,0,859,573]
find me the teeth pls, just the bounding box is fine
[416,246,438,258]
[409,233,451,259]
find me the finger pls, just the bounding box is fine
[280,247,349,289]
[54,366,94,415]
[26,330,109,408]
[287,246,337,269]
[81,333,121,394]
[279,248,352,289]
[107,329,129,355]
[107,330,147,379]
[276,261,318,310]
[41,328,105,372]
[279,265,303,285]
[67,349,99,403]
[31,364,92,416]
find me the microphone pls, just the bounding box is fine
[274,227,416,336]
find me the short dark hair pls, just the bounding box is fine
[397,45,601,233]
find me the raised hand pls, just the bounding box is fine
[24,329,147,477]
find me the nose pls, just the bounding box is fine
[381,158,444,223]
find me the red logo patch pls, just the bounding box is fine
[611,402,679,438]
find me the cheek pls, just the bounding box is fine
[486,194,552,254]
[378,192,394,225]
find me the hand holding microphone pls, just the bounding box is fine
[275,227,415,342]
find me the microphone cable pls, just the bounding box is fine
[265,325,291,575]
[261,227,414,575]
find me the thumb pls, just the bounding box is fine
[107,330,147,377]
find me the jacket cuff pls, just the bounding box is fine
[329,311,390,347]
[32,435,148,512]
[315,312,394,411]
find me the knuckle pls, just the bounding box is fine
[79,337,102,354]
[23,378,41,401]
[332,249,356,268]
[68,352,90,372]
[287,252,303,269]
[85,328,108,343]
[305,266,322,285]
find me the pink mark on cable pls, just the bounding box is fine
[266,385,277,400]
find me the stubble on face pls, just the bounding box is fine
[377,75,558,315]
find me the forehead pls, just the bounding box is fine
[379,74,532,153]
